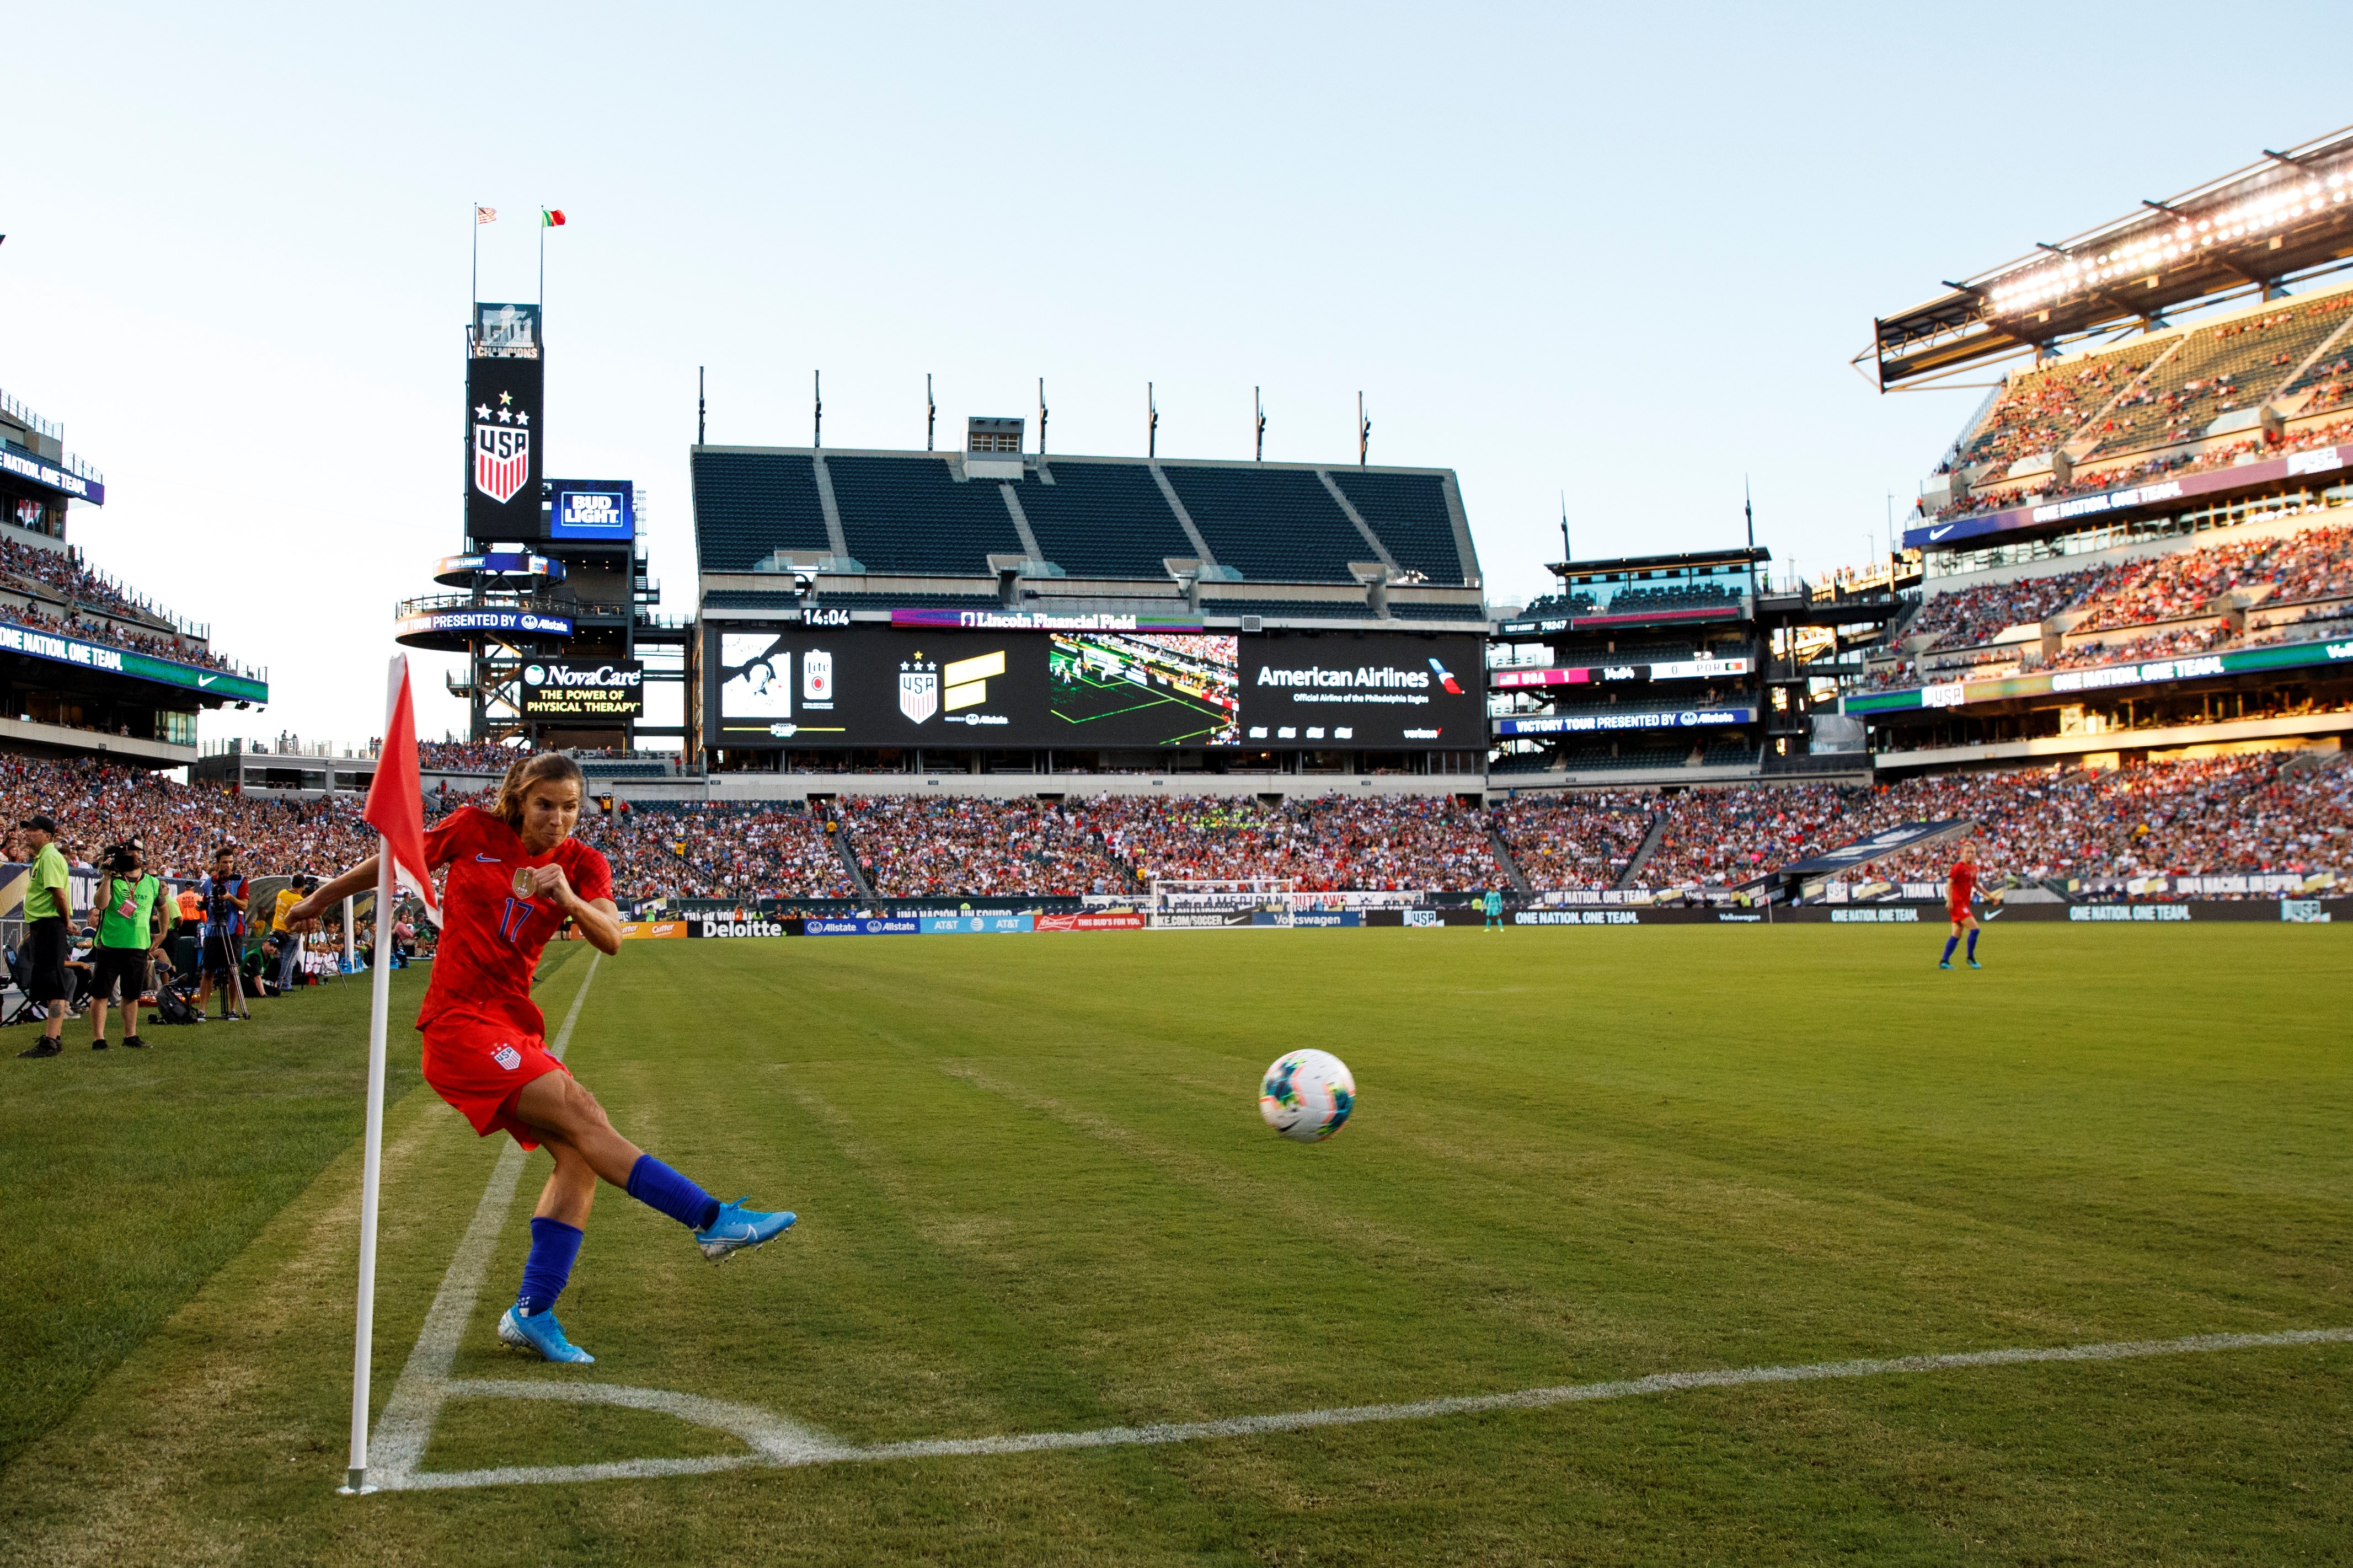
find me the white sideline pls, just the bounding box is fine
[360,951,2353,1492]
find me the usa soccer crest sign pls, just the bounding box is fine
[464,354,545,538]
[898,659,939,724]
[474,405,531,504]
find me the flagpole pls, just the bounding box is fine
[340,657,404,1496]
[471,201,479,311]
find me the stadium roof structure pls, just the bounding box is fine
[690,446,1487,628]
[1867,124,2353,389]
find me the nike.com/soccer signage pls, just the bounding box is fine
[707,627,1482,748]
[520,659,645,719]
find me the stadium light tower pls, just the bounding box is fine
[813,370,823,448]
[1255,386,1266,461]
[1148,382,1158,458]
[1038,377,1049,456]
[697,365,705,446]
[926,373,935,451]
[1357,392,1370,468]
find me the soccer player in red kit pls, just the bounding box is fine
[1939,838,1983,970]
[292,752,794,1364]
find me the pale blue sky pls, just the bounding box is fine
[4,3,2343,743]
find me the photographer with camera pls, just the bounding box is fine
[12,813,76,1059]
[89,838,167,1051]
[195,846,252,1024]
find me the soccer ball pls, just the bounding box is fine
[1259,1050,1355,1143]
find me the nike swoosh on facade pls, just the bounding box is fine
[1929,525,1955,539]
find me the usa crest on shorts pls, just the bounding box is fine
[899,660,939,724]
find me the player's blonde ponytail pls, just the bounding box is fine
[493,752,588,829]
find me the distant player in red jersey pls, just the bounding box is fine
[291,752,795,1364]
[1939,838,1983,970]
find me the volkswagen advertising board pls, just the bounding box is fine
[520,658,645,719]
[707,626,1481,748]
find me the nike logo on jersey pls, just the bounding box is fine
[475,854,502,863]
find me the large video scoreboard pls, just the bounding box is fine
[705,620,1483,750]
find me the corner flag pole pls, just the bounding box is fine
[340,660,404,1496]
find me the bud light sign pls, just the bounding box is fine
[549,480,634,540]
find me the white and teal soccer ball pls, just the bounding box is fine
[1259,1050,1355,1143]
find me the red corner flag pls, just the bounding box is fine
[363,655,443,927]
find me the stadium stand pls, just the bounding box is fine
[1159,465,1367,585]
[0,753,373,882]
[1948,343,2152,477]
[1490,792,1654,891]
[1505,752,2352,892]
[579,800,853,902]
[841,795,1130,897]
[688,451,831,571]
[417,741,520,773]
[1018,463,1200,578]
[1884,521,2353,682]
[824,456,1028,575]
[1087,794,1502,892]
[1327,469,1469,584]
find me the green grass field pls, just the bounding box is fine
[3,925,2350,1565]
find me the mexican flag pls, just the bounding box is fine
[542,208,566,227]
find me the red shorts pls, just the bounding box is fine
[1949,905,1973,924]
[420,1014,570,1150]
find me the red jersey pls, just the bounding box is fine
[1948,859,1978,909]
[416,806,612,1039]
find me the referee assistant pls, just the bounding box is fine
[14,813,76,1058]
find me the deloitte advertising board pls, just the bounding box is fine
[520,659,644,720]
[708,624,1482,749]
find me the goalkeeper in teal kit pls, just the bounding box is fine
[1483,887,1504,930]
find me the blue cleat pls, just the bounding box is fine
[1967,958,1982,969]
[696,1197,796,1262]
[498,1305,595,1364]
[1938,960,1953,970]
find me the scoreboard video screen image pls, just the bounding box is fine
[708,625,1480,748]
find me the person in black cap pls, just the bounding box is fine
[89,837,167,1050]
[14,813,76,1058]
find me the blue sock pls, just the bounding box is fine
[1967,929,1980,958]
[516,1217,583,1316]
[627,1154,723,1232]
[1941,936,1959,962]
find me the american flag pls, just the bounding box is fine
[475,205,496,224]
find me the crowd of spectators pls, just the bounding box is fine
[1905,561,2127,650]
[1090,794,1503,892]
[1490,792,1654,890]
[578,801,853,902]
[0,753,373,884]
[839,796,1130,897]
[2044,624,2232,672]
[418,740,524,773]
[1499,752,2351,893]
[0,537,172,626]
[1887,523,2353,689]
